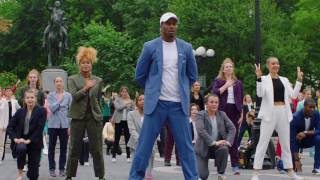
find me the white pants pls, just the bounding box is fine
[0,129,6,160]
[253,106,293,169]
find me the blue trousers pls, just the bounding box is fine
[129,101,198,180]
[292,135,320,169]
[48,128,69,171]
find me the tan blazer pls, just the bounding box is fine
[67,74,103,121]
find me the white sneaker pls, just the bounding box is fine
[42,148,48,155]
[23,165,28,172]
[127,158,131,163]
[111,158,116,163]
[218,174,227,180]
[288,172,304,180]
[251,174,259,180]
[84,162,90,166]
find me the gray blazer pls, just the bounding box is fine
[127,110,142,149]
[194,110,236,158]
[112,97,134,123]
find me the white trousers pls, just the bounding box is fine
[253,106,293,169]
[0,129,6,160]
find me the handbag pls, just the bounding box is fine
[103,122,115,142]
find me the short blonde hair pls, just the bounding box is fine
[216,58,237,80]
[76,46,98,65]
[266,57,278,65]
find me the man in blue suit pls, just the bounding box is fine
[290,98,320,175]
[129,12,199,180]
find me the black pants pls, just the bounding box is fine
[197,145,229,180]
[48,128,69,171]
[17,148,41,180]
[112,120,130,158]
[79,140,89,165]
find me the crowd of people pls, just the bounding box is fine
[0,12,319,180]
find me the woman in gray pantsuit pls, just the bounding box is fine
[194,94,236,180]
[127,94,155,179]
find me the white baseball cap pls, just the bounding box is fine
[160,12,179,25]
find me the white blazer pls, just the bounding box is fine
[0,98,20,129]
[257,74,302,122]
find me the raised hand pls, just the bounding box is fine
[297,66,303,82]
[84,79,96,90]
[255,64,262,78]
[225,80,234,88]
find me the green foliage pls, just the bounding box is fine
[292,0,320,89]
[113,0,169,43]
[0,0,20,19]
[170,0,309,95]
[74,21,138,91]
[0,71,18,88]
[0,0,48,77]
[0,0,319,94]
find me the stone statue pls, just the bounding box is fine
[43,0,68,67]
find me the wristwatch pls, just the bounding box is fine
[303,130,308,134]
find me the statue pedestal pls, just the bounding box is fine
[41,68,68,92]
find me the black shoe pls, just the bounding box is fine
[98,177,105,180]
[65,177,72,180]
[164,161,171,166]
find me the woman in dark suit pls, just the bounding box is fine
[211,58,243,174]
[18,69,45,106]
[7,90,47,180]
[237,94,254,146]
[190,81,204,110]
[65,46,105,180]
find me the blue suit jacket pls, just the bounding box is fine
[290,109,320,153]
[135,37,198,115]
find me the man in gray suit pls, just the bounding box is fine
[195,94,236,180]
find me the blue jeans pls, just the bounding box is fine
[48,128,69,171]
[292,135,320,169]
[129,100,198,180]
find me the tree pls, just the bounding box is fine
[292,0,320,88]
[112,0,169,44]
[0,71,19,89]
[63,21,138,91]
[0,17,11,33]
[169,0,308,95]
[0,0,48,77]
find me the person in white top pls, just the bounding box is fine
[0,87,21,163]
[189,103,200,145]
[252,57,304,180]
[130,12,198,180]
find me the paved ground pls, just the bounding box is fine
[0,147,318,180]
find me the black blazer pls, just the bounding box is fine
[7,106,47,150]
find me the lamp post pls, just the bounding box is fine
[193,46,215,88]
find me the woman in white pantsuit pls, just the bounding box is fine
[251,57,304,180]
